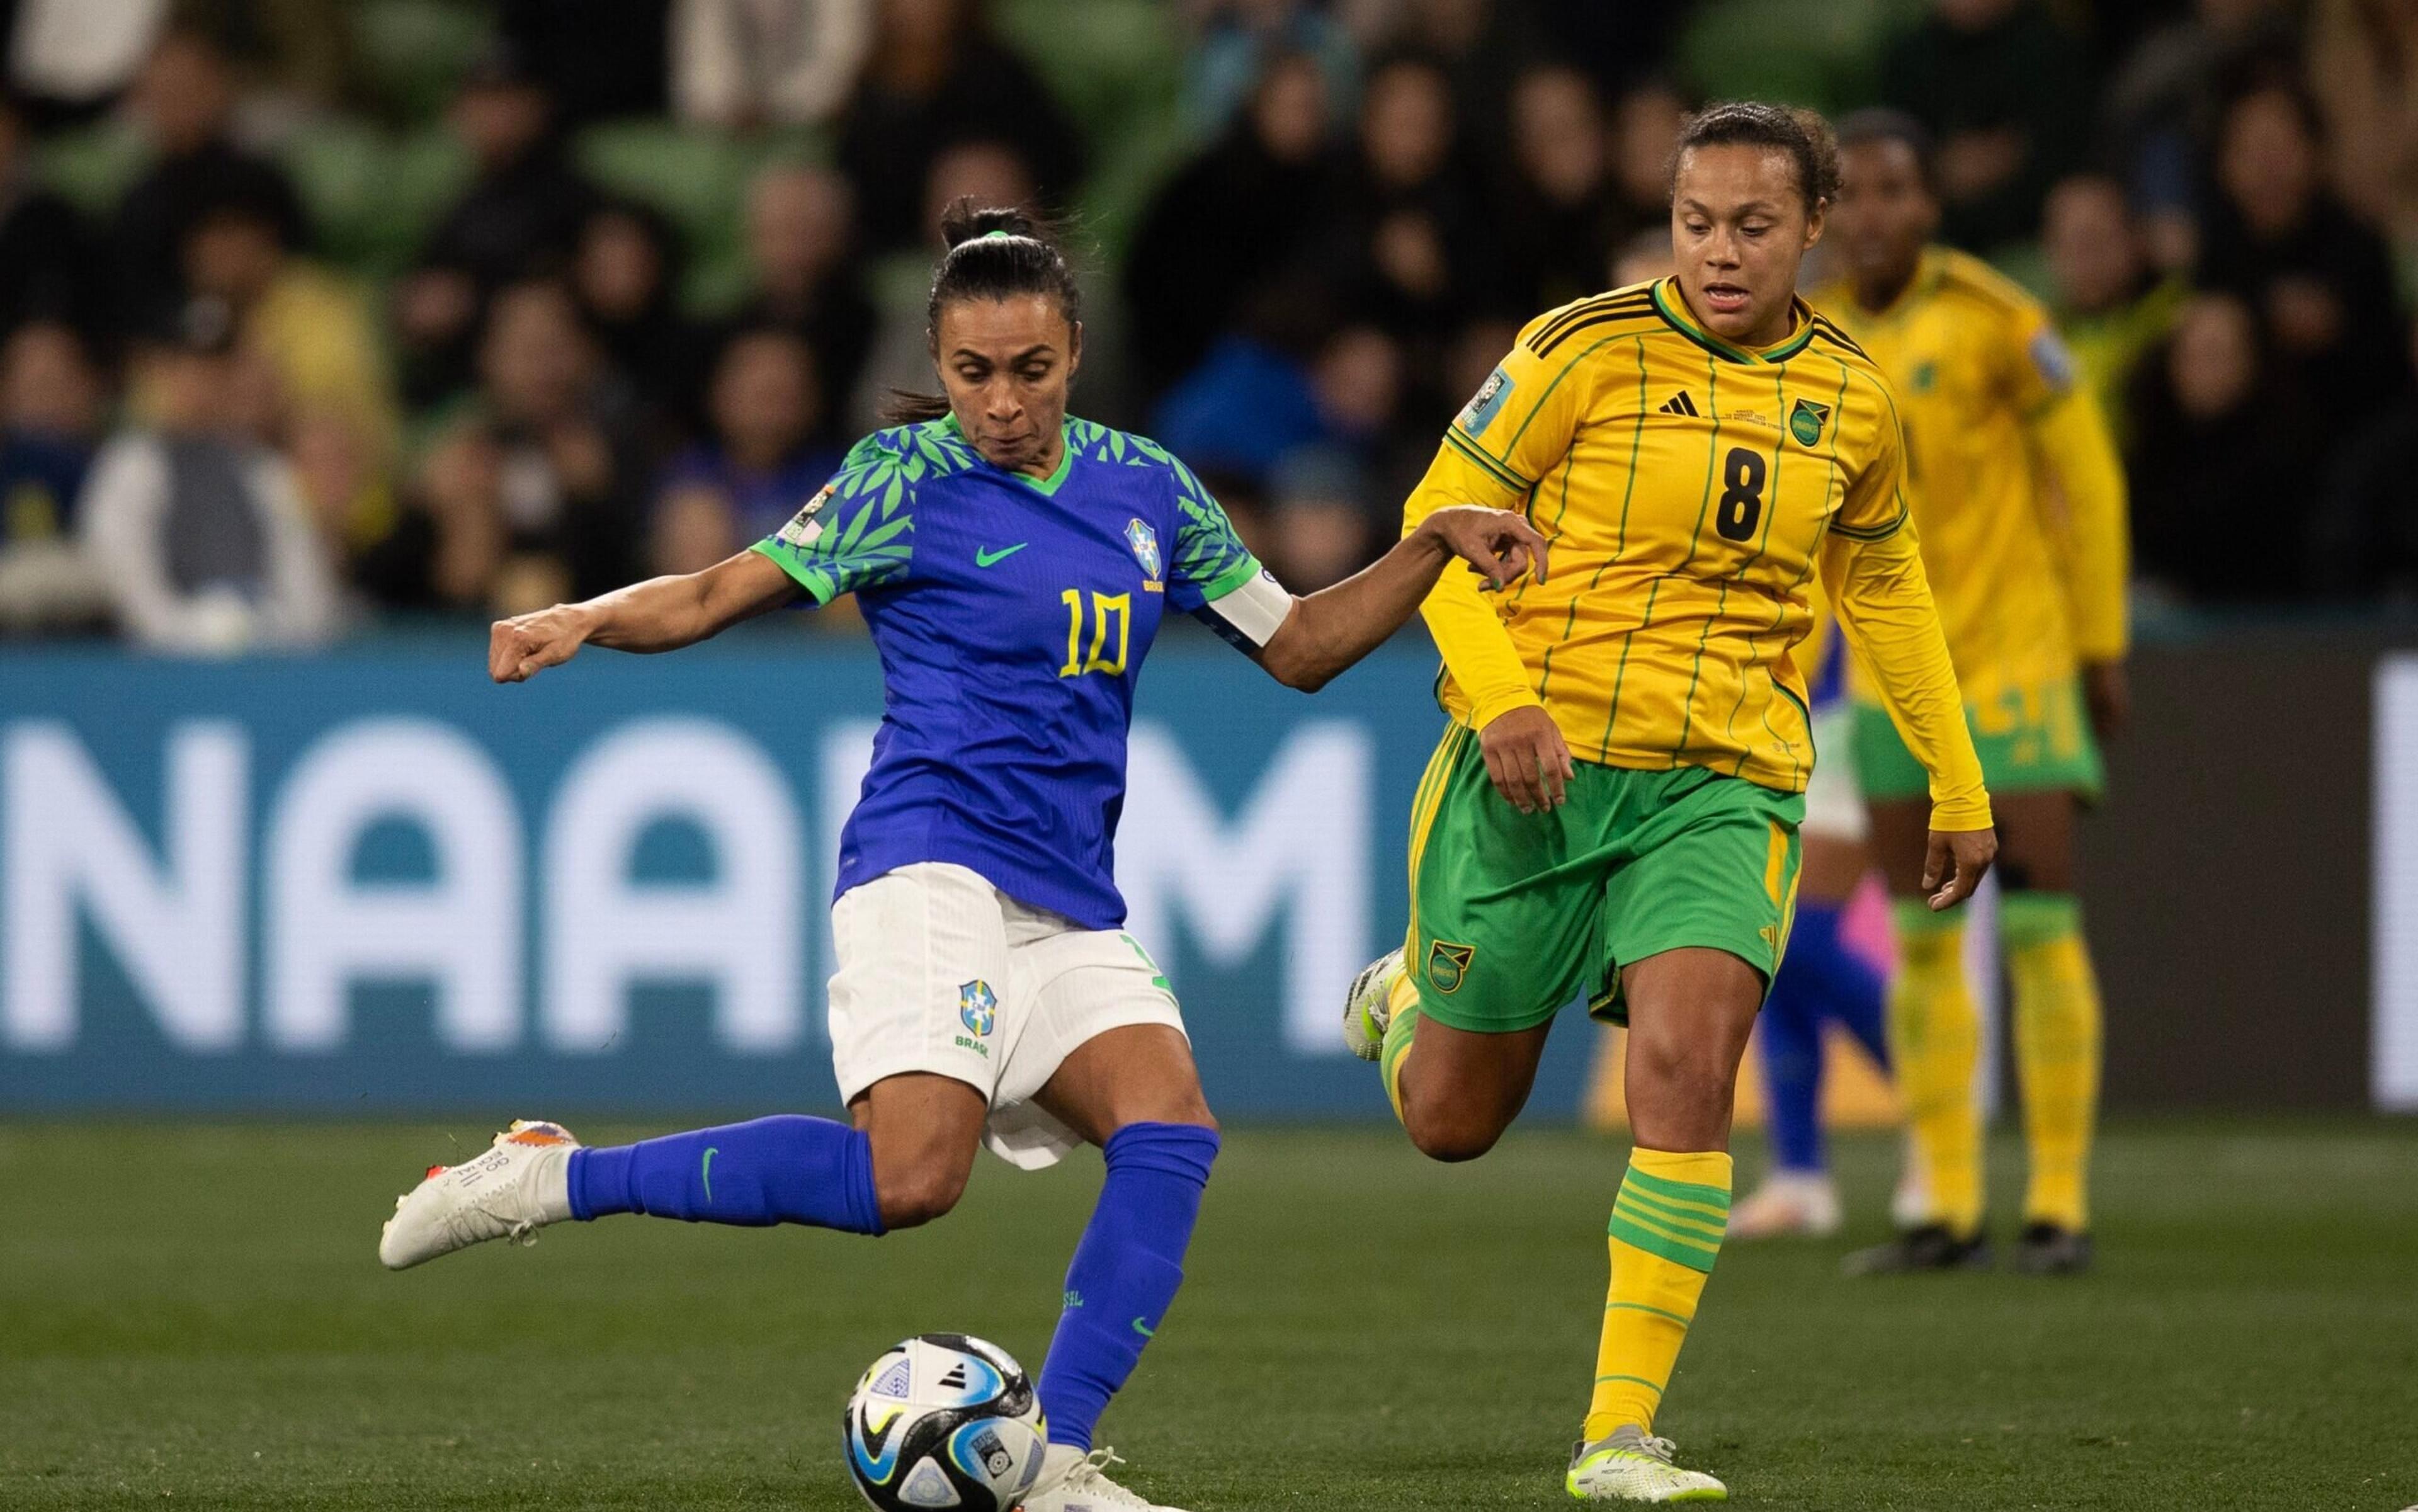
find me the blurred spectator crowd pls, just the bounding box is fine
[0,0,2413,651]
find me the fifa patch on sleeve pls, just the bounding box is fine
[1457,367,1515,438]
[2028,329,2077,392]
[776,482,838,549]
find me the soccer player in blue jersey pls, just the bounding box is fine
[376,203,1545,1512]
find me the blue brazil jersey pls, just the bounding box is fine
[752,414,1270,929]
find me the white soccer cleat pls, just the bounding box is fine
[1018,1445,1184,1512]
[378,1120,580,1271]
[1342,947,1403,1061]
[1727,1171,1842,1239]
[1566,1426,1727,1502]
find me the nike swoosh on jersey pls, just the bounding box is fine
[974,543,1028,566]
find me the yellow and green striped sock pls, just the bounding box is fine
[1586,1149,1732,1440]
[1890,901,1984,1239]
[1379,968,1422,1123]
[2003,893,2101,1232]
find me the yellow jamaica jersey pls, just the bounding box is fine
[1810,247,2128,703]
[1403,277,1990,830]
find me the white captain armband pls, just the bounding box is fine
[1194,566,1294,652]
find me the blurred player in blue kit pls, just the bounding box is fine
[1727,608,1902,1239]
[375,203,1545,1512]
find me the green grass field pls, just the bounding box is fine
[4,1120,2414,1510]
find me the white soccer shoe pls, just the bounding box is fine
[378,1120,579,1271]
[1342,947,1404,1061]
[1018,1445,1184,1512]
[1727,1171,1842,1239]
[1566,1426,1727,1502]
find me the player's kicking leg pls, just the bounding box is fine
[378,1076,962,1269]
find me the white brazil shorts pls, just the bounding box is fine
[827,861,1188,1171]
[1802,704,1868,843]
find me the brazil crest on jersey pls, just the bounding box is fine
[751,414,1269,929]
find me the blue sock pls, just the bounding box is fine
[1824,924,1890,1072]
[1787,902,1890,1071]
[1759,923,1829,1176]
[1037,1122,1219,1452]
[1761,902,1888,1176]
[566,1115,885,1234]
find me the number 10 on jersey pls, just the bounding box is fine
[1060,588,1131,677]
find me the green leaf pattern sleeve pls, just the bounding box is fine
[1158,449,1263,612]
[749,431,921,603]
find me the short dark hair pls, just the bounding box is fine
[1835,107,1939,193]
[882,200,1082,425]
[1668,101,1841,209]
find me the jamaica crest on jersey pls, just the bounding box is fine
[775,481,839,548]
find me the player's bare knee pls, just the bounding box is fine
[870,1134,975,1228]
[1161,1101,1217,1135]
[1118,1081,1217,1133]
[1406,1107,1504,1163]
[876,1158,969,1229]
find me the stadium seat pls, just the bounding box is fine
[351,0,496,122]
[283,120,473,278]
[994,0,1189,260]
[33,122,149,220]
[1674,0,1927,114]
[576,122,830,313]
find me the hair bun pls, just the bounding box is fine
[939,198,1038,250]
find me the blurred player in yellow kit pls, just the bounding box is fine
[1814,111,2130,1276]
[1340,103,1998,1499]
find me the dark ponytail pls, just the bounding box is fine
[881,198,1083,426]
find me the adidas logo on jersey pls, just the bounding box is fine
[1658,391,1701,417]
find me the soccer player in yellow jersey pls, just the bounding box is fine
[1338,103,1997,1502]
[1814,111,2129,1280]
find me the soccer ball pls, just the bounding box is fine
[842,1333,1047,1511]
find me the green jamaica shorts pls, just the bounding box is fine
[1404,722,1805,1032]
[1852,672,2104,804]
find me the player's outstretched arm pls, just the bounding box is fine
[489,549,803,683]
[1254,506,1547,693]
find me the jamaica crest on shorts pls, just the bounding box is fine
[1426,940,1477,994]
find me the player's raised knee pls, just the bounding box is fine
[1405,1108,1506,1163]
[876,1159,970,1229]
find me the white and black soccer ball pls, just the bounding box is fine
[843,1333,1047,1512]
